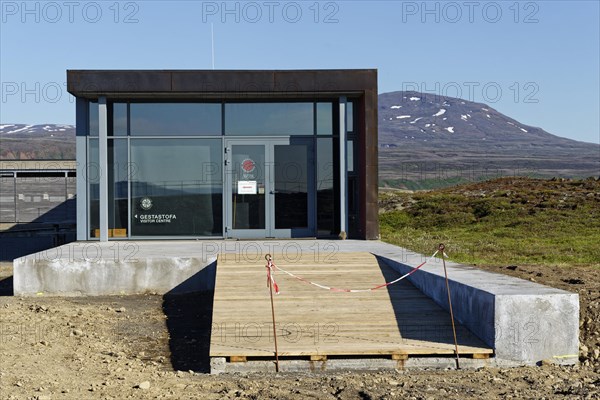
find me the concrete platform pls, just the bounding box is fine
[13,240,579,367]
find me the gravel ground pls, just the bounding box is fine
[0,261,598,399]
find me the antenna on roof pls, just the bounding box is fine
[211,23,215,70]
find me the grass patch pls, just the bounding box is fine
[379,177,600,267]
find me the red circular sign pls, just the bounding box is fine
[242,159,255,173]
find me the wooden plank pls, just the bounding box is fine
[229,356,247,363]
[310,355,327,361]
[210,252,492,359]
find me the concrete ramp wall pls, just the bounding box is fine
[370,243,579,367]
[14,242,216,296]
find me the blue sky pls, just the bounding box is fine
[1,0,599,144]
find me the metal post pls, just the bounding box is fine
[75,98,89,240]
[439,243,460,369]
[265,254,280,372]
[13,171,17,223]
[339,97,347,236]
[64,171,68,221]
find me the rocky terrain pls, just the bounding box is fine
[0,259,598,399]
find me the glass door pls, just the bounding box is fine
[272,139,315,238]
[225,141,268,238]
[225,138,314,238]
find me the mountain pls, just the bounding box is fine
[378,91,600,188]
[1,93,599,188]
[0,124,75,159]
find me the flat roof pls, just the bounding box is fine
[67,69,377,99]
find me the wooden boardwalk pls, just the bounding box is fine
[210,252,492,361]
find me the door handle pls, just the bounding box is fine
[270,190,279,194]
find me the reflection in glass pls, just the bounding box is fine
[113,103,127,136]
[225,103,313,136]
[316,102,333,135]
[231,145,265,229]
[108,139,128,234]
[274,144,308,229]
[88,139,99,236]
[346,101,354,132]
[130,139,222,236]
[348,176,358,237]
[89,101,99,136]
[130,103,222,136]
[317,138,337,236]
[347,139,354,173]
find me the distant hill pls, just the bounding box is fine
[2,93,599,189]
[0,124,75,159]
[378,91,600,188]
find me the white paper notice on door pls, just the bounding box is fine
[238,180,257,195]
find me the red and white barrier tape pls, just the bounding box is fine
[265,257,280,294]
[265,250,441,294]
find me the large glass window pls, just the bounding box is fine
[347,139,355,173]
[346,100,354,133]
[88,139,99,237]
[130,138,222,236]
[316,138,337,236]
[316,102,333,135]
[230,144,265,230]
[108,139,128,235]
[130,103,221,136]
[225,103,313,136]
[274,143,309,229]
[112,103,128,136]
[89,101,99,136]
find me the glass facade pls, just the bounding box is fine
[130,138,222,236]
[112,103,128,136]
[130,103,221,136]
[225,103,313,136]
[316,102,334,135]
[89,101,99,136]
[108,139,128,233]
[88,139,99,236]
[230,144,266,230]
[316,138,337,236]
[274,143,309,229]
[85,99,355,239]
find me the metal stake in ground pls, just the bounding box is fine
[439,244,460,369]
[265,254,280,372]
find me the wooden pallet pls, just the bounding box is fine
[210,252,492,361]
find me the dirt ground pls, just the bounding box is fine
[0,261,598,400]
